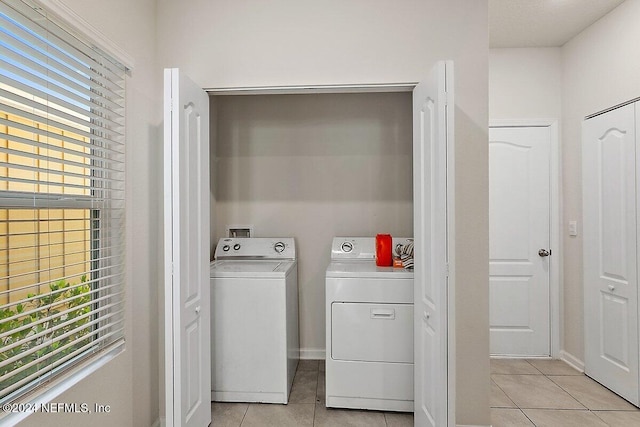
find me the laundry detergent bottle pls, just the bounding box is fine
[375,234,393,267]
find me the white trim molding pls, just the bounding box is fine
[28,0,134,71]
[206,83,417,95]
[489,119,562,359]
[559,350,585,373]
[300,348,326,360]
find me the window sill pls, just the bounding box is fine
[0,342,125,426]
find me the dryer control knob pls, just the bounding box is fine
[274,242,285,253]
[233,243,241,251]
[222,245,230,252]
[341,241,353,253]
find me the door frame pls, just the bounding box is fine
[489,119,561,359]
[206,82,456,425]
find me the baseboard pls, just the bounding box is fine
[151,416,165,427]
[559,350,585,372]
[300,348,325,360]
[456,424,492,427]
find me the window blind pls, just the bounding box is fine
[0,0,125,402]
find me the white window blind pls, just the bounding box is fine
[0,0,125,403]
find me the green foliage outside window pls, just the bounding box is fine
[0,276,92,394]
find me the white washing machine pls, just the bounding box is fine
[325,237,414,412]
[210,237,299,404]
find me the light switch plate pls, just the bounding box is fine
[569,220,577,237]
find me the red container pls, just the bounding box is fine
[375,234,393,267]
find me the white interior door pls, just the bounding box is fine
[164,68,211,427]
[489,126,551,356]
[583,102,639,405]
[413,61,453,427]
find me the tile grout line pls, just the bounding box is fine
[544,372,591,411]
[517,407,537,427]
[523,359,545,375]
[492,359,640,426]
[543,371,616,425]
[491,378,518,409]
[237,402,249,427]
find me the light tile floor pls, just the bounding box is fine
[491,358,640,426]
[211,359,414,427]
[212,358,640,426]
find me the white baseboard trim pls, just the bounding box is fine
[300,348,325,360]
[456,424,492,427]
[151,416,165,427]
[559,350,585,372]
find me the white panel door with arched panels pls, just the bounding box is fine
[489,126,551,356]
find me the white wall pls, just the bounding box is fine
[489,48,562,120]
[561,0,640,362]
[213,92,413,357]
[18,1,160,426]
[158,1,490,424]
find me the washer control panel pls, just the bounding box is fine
[214,237,296,260]
[330,237,414,260]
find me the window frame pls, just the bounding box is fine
[0,0,132,422]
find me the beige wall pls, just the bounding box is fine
[561,0,640,362]
[158,1,490,424]
[489,48,562,120]
[213,92,413,356]
[18,0,161,426]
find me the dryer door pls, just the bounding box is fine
[332,302,414,363]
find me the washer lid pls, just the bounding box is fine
[210,260,296,278]
[326,261,414,279]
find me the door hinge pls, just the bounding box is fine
[446,263,450,278]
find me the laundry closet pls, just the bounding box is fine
[208,91,414,357]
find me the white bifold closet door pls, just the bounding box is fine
[164,68,212,427]
[583,101,639,406]
[413,60,454,427]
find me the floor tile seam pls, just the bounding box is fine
[239,402,249,427]
[510,373,588,411]
[523,359,545,375]
[515,402,588,411]
[521,408,611,427]
[516,407,537,426]
[491,379,518,408]
[544,375,593,410]
[548,373,640,411]
[590,409,614,427]
[311,401,317,427]
[491,372,545,376]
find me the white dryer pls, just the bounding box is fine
[210,237,299,404]
[325,237,414,412]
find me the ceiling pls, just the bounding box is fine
[489,0,626,48]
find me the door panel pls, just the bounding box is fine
[583,102,638,405]
[164,68,211,427]
[489,126,550,356]
[413,61,453,427]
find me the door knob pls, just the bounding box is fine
[538,249,551,257]
[195,306,201,314]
